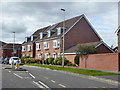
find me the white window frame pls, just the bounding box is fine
[47,30,51,37]
[44,41,49,49]
[37,54,41,60]
[36,43,41,50]
[58,53,60,57]
[57,27,61,35]
[53,39,60,48]
[22,46,26,52]
[28,45,32,51]
[31,35,33,41]
[44,53,49,60]
[53,53,57,59]
[40,32,43,39]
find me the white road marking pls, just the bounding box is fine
[39,81,49,88]
[8,71,11,72]
[33,81,44,88]
[29,73,35,79]
[13,73,23,79]
[26,71,28,72]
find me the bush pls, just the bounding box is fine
[44,60,46,64]
[21,56,30,60]
[74,55,79,66]
[57,60,62,65]
[66,63,73,66]
[36,59,42,64]
[48,58,54,64]
[24,58,36,64]
[21,56,30,63]
[64,60,69,65]
[45,58,49,64]
[72,64,76,67]
[54,59,58,65]
[52,60,54,65]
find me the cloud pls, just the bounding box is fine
[1,2,118,47]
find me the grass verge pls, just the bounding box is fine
[24,63,120,76]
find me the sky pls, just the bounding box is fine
[1,1,119,48]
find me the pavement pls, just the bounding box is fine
[2,64,120,89]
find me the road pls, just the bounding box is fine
[2,64,119,89]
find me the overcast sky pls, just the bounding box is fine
[1,1,119,47]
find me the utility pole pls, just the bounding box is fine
[13,32,15,57]
[61,8,65,67]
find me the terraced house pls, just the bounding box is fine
[22,14,114,61]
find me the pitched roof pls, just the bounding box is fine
[64,41,102,53]
[0,41,6,47]
[2,43,22,49]
[36,15,83,42]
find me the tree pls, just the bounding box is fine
[76,45,97,56]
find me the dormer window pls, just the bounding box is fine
[47,30,51,37]
[57,27,61,35]
[31,35,33,41]
[25,37,28,42]
[40,32,43,39]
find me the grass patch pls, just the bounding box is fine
[24,63,120,76]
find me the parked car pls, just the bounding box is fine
[4,58,9,64]
[9,57,21,65]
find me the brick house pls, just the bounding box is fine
[31,14,114,60]
[22,14,114,60]
[22,26,49,57]
[116,26,120,52]
[0,42,22,59]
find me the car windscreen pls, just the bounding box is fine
[13,58,19,60]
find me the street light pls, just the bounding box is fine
[61,8,65,67]
[13,32,15,57]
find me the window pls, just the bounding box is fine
[22,46,26,52]
[44,41,49,49]
[36,43,41,50]
[57,27,61,35]
[47,30,51,37]
[22,54,25,57]
[14,50,16,54]
[37,54,41,60]
[31,35,33,41]
[40,32,43,39]
[44,53,49,60]
[58,53,60,57]
[53,39,60,48]
[53,53,57,59]
[28,45,32,51]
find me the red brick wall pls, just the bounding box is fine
[22,43,34,58]
[79,53,119,71]
[64,54,76,63]
[65,53,119,71]
[2,49,21,58]
[64,17,101,49]
[35,38,62,59]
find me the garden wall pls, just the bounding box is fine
[65,53,120,71]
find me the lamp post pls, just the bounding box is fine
[61,8,65,67]
[13,32,15,57]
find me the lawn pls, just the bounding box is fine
[24,63,120,76]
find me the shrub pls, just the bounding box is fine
[21,56,30,60]
[74,55,79,66]
[24,58,30,64]
[72,64,76,67]
[54,59,58,65]
[64,60,70,65]
[48,58,54,64]
[51,60,54,65]
[30,58,36,63]
[36,59,42,64]
[44,60,46,64]
[45,58,49,64]
[57,60,62,65]
[66,63,73,66]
